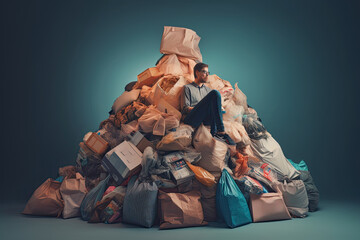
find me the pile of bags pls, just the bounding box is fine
[23,26,319,229]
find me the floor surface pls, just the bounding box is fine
[0,200,359,240]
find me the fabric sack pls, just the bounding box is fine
[23,178,64,217]
[158,190,207,229]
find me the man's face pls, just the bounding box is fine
[197,67,209,83]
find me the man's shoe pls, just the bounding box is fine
[214,133,236,145]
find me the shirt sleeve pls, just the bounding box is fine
[181,85,191,114]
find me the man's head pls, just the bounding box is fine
[194,62,209,83]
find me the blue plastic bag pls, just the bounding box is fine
[80,175,110,221]
[288,159,309,171]
[216,169,252,228]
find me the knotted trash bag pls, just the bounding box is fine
[216,169,252,228]
[122,147,159,228]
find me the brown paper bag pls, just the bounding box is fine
[60,173,87,219]
[250,191,291,222]
[160,26,202,62]
[158,190,207,229]
[23,178,64,217]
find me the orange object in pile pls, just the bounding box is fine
[234,152,250,178]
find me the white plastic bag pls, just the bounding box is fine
[138,106,179,136]
[223,120,251,145]
[250,135,300,180]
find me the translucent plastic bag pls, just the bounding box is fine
[138,106,179,136]
[156,124,194,151]
[223,100,244,123]
[247,160,278,189]
[186,161,216,187]
[223,120,251,145]
[242,114,268,140]
[80,175,111,221]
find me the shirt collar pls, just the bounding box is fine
[191,81,206,88]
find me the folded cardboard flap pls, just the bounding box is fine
[134,67,164,89]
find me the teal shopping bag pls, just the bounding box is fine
[216,169,252,228]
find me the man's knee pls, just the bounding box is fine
[209,90,221,99]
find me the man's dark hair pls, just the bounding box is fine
[193,62,208,79]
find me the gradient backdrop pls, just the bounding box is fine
[2,0,360,203]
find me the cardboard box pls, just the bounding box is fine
[85,132,109,155]
[126,131,154,153]
[102,141,142,185]
[134,67,163,89]
[163,152,194,185]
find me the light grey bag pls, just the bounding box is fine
[122,147,159,228]
[276,180,309,218]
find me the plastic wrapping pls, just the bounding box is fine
[242,114,267,140]
[186,161,216,187]
[80,175,111,221]
[156,124,194,151]
[234,176,268,203]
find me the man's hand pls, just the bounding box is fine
[185,106,194,114]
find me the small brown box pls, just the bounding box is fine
[85,133,109,155]
[134,67,163,89]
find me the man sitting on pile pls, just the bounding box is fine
[181,62,235,145]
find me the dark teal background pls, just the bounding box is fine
[2,0,359,202]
